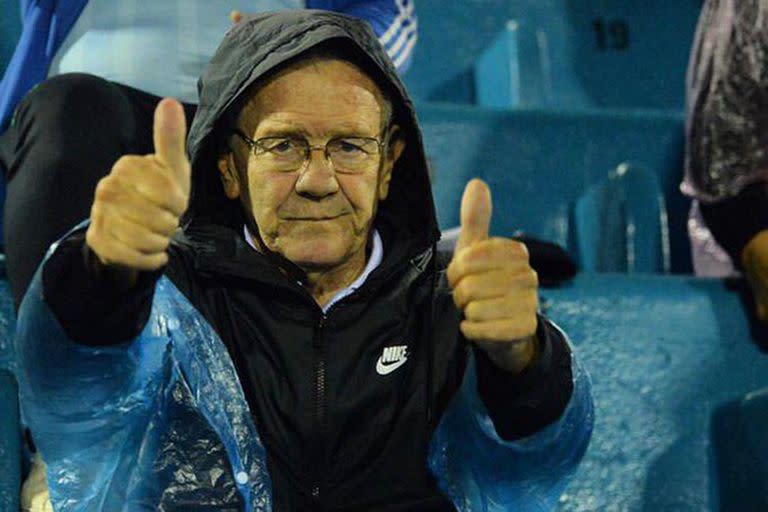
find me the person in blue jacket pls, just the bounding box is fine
[16,10,593,511]
[0,0,417,310]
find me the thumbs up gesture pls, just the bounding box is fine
[86,99,191,271]
[446,179,540,373]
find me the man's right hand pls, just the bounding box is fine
[86,98,191,271]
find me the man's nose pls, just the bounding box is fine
[295,148,340,198]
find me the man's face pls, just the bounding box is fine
[218,58,404,271]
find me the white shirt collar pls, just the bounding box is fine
[243,226,384,312]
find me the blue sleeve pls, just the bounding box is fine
[14,265,166,511]
[428,327,594,511]
[15,235,273,511]
[19,0,53,19]
[0,0,86,130]
[307,0,417,73]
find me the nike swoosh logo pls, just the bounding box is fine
[376,356,408,376]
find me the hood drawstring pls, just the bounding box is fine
[245,220,309,286]
[425,242,438,436]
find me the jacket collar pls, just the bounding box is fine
[175,217,433,304]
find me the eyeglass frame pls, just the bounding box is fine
[231,129,389,174]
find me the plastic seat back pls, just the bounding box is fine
[419,103,689,272]
[574,163,670,273]
[712,388,768,510]
[405,0,699,109]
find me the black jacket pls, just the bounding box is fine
[42,11,574,511]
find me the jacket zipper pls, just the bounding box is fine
[302,253,431,504]
[312,314,327,503]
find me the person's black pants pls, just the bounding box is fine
[0,73,197,309]
[699,182,768,269]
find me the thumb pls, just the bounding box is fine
[230,10,243,24]
[455,178,492,253]
[153,98,190,180]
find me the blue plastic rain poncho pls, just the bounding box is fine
[17,268,592,511]
[15,10,593,510]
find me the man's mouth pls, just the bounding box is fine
[282,213,349,221]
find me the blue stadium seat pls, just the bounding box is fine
[418,103,690,272]
[546,273,768,511]
[0,276,20,509]
[574,163,670,273]
[0,273,15,370]
[405,0,700,110]
[712,388,768,510]
[0,368,20,512]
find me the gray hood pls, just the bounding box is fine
[185,10,439,257]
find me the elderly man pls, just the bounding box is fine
[17,11,593,511]
[1,0,417,313]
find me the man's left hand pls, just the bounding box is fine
[446,179,540,374]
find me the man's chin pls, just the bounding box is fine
[279,241,350,271]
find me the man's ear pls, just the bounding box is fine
[378,125,406,201]
[217,150,241,199]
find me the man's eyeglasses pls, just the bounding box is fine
[233,130,385,174]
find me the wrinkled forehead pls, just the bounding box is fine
[234,56,390,135]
